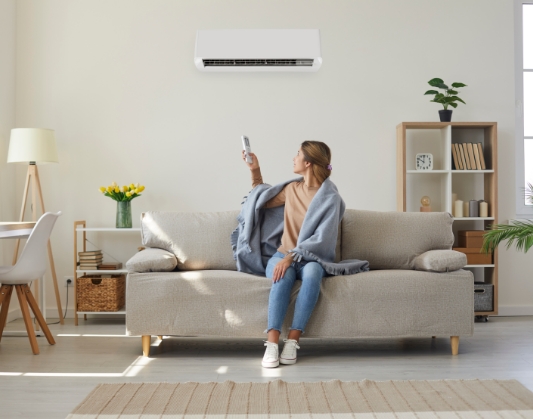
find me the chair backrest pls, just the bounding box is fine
[1,212,61,282]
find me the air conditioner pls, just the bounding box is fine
[194,29,322,72]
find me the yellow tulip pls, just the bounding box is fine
[138,185,145,192]
[126,191,131,197]
[134,189,139,194]
[107,186,113,193]
[114,187,120,193]
[122,185,129,192]
[111,181,118,187]
[99,186,106,193]
[130,183,135,190]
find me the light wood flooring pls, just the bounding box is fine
[1,316,533,418]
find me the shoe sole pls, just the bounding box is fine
[279,357,296,365]
[262,359,279,368]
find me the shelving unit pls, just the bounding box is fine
[397,122,498,318]
[73,221,141,325]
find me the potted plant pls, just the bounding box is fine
[99,182,146,228]
[424,78,467,122]
[482,183,533,254]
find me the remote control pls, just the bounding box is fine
[242,135,253,164]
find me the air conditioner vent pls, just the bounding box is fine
[203,58,314,67]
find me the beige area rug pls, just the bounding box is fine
[67,379,533,418]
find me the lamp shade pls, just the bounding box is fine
[7,128,59,163]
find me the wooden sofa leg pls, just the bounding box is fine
[158,335,163,340]
[450,336,459,355]
[142,335,151,357]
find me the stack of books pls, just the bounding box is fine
[78,250,103,270]
[452,142,486,170]
[98,262,123,270]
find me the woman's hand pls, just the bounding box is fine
[242,150,259,170]
[272,256,292,282]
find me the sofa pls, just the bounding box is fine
[125,209,474,357]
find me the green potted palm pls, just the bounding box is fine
[482,183,533,254]
[424,78,467,122]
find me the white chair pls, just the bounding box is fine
[0,211,61,354]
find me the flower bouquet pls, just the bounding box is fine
[99,182,146,228]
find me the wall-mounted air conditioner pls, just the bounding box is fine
[194,29,322,72]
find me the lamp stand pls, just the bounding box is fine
[12,163,63,325]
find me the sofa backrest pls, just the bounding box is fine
[141,210,343,271]
[141,211,239,271]
[341,209,454,270]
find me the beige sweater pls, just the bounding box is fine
[251,168,318,255]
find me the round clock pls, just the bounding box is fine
[416,153,433,170]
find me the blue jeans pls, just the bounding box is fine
[265,251,326,334]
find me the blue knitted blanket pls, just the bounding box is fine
[230,177,369,276]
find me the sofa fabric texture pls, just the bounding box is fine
[126,248,178,273]
[414,250,467,273]
[341,210,455,270]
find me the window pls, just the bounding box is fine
[516,0,533,216]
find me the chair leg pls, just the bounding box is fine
[22,284,55,345]
[15,285,39,354]
[0,285,14,342]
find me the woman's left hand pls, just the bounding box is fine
[272,257,292,282]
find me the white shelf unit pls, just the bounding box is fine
[397,122,498,316]
[73,221,141,325]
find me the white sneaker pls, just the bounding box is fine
[262,341,279,368]
[280,339,300,365]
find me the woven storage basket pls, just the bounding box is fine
[77,274,125,312]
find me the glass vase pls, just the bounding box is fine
[116,200,132,228]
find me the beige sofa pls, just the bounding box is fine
[125,209,473,357]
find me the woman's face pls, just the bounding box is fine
[293,148,309,174]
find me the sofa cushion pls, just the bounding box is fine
[126,248,178,273]
[141,211,238,271]
[414,250,467,272]
[341,210,454,270]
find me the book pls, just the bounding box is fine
[79,265,102,270]
[466,143,477,170]
[451,143,460,170]
[78,250,102,256]
[79,255,103,261]
[99,262,123,269]
[454,144,464,170]
[477,143,487,170]
[461,143,470,169]
[472,143,482,170]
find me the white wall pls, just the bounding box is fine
[0,0,16,270]
[9,0,530,316]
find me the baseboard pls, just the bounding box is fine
[7,308,21,323]
[495,305,533,316]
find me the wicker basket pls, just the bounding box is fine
[76,274,125,312]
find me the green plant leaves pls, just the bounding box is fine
[482,220,533,254]
[424,90,440,95]
[451,82,467,88]
[428,78,444,86]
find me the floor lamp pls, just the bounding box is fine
[7,128,63,325]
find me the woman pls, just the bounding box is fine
[242,141,339,368]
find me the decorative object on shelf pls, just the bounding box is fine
[454,199,463,218]
[479,200,488,218]
[76,274,126,312]
[463,201,469,218]
[7,128,64,324]
[78,250,103,270]
[424,78,467,122]
[415,153,433,170]
[469,200,479,217]
[458,231,487,248]
[482,184,533,254]
[420,196,431,212]
[99,182,146,228]
[453,246,492,265]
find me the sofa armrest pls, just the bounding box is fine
[126,247,178,273]
[413,250,467,273]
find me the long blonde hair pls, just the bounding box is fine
[301,141,332,184]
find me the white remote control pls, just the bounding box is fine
[242,135,253,164]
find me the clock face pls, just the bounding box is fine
[416,153,433,170]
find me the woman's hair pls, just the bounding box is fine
[300,141,332,184]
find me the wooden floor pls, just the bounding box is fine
[1,316,533,418]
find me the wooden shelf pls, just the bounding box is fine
[397,122,498,316]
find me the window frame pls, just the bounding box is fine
[515,0,533,217]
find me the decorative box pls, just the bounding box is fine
[474,283,493,312]
[452,247,492,265]
[76,274,125,312]
[458,230,487,248]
